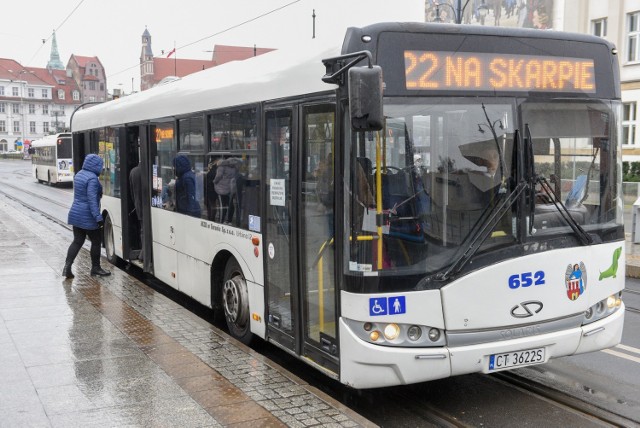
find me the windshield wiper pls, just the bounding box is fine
[525,124,536,235]
[525,125,592,246]
[437,129,524,281]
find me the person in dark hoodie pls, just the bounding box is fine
[62,153,111,278]
[173,154,202,218]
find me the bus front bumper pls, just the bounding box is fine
[338,307,624,389]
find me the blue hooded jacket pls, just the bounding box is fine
[173,155,201,218]
[67,154,104,230]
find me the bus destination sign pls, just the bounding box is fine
[404,50,596,93]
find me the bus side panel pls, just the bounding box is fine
[150,207,266,332]
[102,196,123,259]
[177,253,210,306]
[248,281,265,339]
[152,242,178,289]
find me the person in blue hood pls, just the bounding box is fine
[173,155,202,218]
[62,154,111,278]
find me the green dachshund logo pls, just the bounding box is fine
[599,247,622,280]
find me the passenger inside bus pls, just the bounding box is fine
[214,156,243,224]
[205,157,220,221]
[129,161,144,261]
[173,155,201,218]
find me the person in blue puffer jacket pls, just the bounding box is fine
[62,154,111,278]
[173,155,201,218]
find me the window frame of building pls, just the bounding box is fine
[28,104,35,114]
[0,103,5,113]
[58,89,65,100]
[29,121,36,133]
[0,121,5,133]
[43,122,49,133]
[89,81,96,91]
[628,12,640,62]
[42,104,49,114]
[12,104,20,114]
[623,101,637,145]
[13,121,20,133]
[0,86,5,96]
[72,91,79,101]
[12,87,19,97]
[27,88,35,98]
[41,88,48,98]
[593,18,607,38]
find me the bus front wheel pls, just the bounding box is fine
[104,216,118,264]
[222,259,252,345]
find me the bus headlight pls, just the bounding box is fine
[344,318,446,347]
[407,325,422,341]
[383,323,400,340]
[582,293,622,325]
[428,328,441,342]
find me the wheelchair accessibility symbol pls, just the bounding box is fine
[369,296,406,316]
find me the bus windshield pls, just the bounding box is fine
[345,97,622,279]
[57,135,73,160]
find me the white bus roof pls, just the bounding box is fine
[31,133,71,148]
[72,37,344,132]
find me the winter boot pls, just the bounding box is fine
[90,266,111,277]
[62,263,74,279]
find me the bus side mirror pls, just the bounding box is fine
[348,65,383,131]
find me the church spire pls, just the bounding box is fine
[47,31,65,70]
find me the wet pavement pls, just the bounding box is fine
[0,198,373,427]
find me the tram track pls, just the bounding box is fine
[2,174,639,427]
[0,185,72,231]
[491,371,637,427]
[0,179,72,211]
[623,288,640,314]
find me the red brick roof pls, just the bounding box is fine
[211,45,276,66]
[71,55,96,68]
[152,57,216,81]
[0,58,81,105]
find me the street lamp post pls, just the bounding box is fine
[433,0,489,24]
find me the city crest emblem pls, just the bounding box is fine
[565,262,587,301]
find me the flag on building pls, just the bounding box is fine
[166,48,176,58]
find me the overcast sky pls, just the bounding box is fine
[1,0,424,93]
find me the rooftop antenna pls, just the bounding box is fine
[312,9,316,39]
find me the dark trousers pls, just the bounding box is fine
[65,226,102,268]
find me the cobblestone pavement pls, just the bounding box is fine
[0,198,375,428]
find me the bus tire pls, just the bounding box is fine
[104,216,118,264]
[222,258,252,345]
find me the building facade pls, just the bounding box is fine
[67,55,107,103]
[0,32,87,152]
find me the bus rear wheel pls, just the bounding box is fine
[222,259,252,345]
[104,216,118,264]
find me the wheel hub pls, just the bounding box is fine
[223,275,248,326]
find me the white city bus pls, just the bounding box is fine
[31,133,73,185]
[71,22,625,389]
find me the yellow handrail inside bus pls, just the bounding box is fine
[375,131,383,270]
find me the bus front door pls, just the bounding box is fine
[264,103,339,375]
